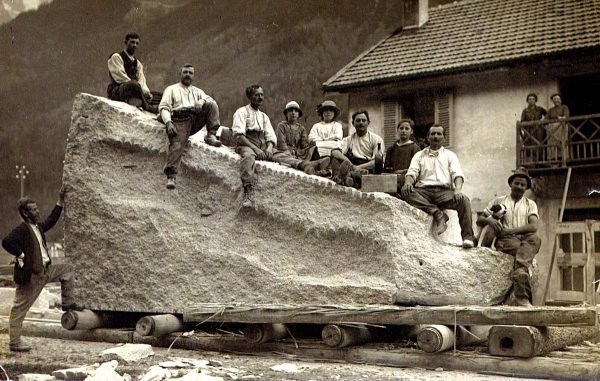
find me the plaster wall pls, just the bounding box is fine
[533,172,600,303]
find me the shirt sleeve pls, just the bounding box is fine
[563,105,570,118]
[308,123,321,142]
[448,151,465,183]
[107,54,131,84]
[231,108,247,136]
[275,122,289,152]
[159,86,174,123]
[405,151,422,180]
[137,61,150,94]
[339,136,350,154]
[263,115,277,145]
[334,122,343,141]
[528,200,539,219]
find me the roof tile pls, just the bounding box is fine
[324,0,600,89]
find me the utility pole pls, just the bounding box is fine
[15,165,29,198]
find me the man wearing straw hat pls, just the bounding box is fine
[477,167,541,307]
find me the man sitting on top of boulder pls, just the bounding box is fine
[232,85,330,208]
[107,32,157,113]
[477,168,541,307]
[330,110,385,188]
[159,63,222,189]
[400,124,475,249]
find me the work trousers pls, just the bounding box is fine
[495,233,541,302]
[404,187,475,240]
[236,145,302,187]
[164,101,220,178]
[108,80,149,108]
[9,263,76,346]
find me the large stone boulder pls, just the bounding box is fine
[63,93,513,313]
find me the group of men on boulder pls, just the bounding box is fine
[104,32,541,308]
[0,32,542,353]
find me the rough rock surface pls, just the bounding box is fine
[63,94,513,312]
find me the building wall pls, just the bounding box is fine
[342,67,558,207]
[533,172,600,303]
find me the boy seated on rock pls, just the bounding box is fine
[384,119,421,190]
[232,85,330,208]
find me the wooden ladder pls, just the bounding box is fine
[542,168,599,305]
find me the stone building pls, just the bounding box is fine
[323,0,600,304]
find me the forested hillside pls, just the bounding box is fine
[0,0,443,240]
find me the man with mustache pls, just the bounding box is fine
[477,168,540,307]
[401,125,475,249]
[107,32,157,113]
[2,187,84,352]
[159,63,223,190]
[233,85,329,208]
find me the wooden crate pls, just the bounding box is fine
[360,174,397,193]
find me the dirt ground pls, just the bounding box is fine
[0,334,552,381]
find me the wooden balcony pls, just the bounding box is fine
[517,113,600,171]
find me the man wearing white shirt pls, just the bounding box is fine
[107,33,157,113]
[330,110,384,187]
[401,125,475,248]
[232,85,329,208]
[159,64,222,189]
[2,188,84,352]
[477,168,541,306]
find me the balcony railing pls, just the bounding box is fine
[517,113,600,169]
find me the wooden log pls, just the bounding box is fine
[416,325,454,353]
[244,323,288,343]
[135,314,184,337]
[61,309,104,330]
[322,324,372,348]
[488,325,600,358]
[183,303,596,326]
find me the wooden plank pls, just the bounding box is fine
[183,303,597,327]
[488,325,600,358]
[17,319,600,380]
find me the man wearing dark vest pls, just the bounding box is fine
[2,188,84,352]
[107,32,157,113]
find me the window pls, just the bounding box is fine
[381,89,453,149]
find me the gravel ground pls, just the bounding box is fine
[0,334,551,381]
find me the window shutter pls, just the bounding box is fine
[382,101,400,149]
[434,90,454,147]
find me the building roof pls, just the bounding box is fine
[323,0,600,90]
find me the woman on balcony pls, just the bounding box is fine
[520,93,547,163]
[547,93,570,162]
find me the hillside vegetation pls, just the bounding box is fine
[0,0,419,239]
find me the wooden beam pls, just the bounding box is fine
[183,303,597,326]
[322,324,372,348]
[488,325,600,358]
[18,320,600,380]
[243,323,288,343]
[61,309,104,330]
[135,314,184,337]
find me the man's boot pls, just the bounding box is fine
[242,184,255,208]
[166,177,176,190]
[301,157,330,175]
[511,268,533,307]
[433,210,449,235]
[332,160,353,185]
[9,341,32,352]
[204,126,222,147]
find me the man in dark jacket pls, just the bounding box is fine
[2,187,83,352]
[107,32,157,113]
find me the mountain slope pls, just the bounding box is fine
[0,0,411,239]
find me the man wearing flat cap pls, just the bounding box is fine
[477,167,541,307]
